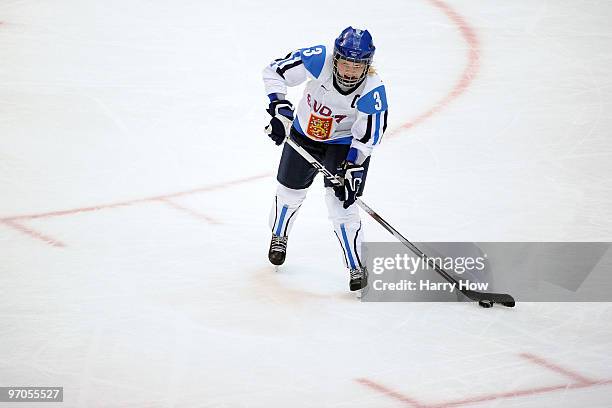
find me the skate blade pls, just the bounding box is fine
[355,285,369,300]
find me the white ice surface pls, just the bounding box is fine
[1,1,612,407]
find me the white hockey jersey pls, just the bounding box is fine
[263,44,388,164]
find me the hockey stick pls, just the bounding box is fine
[285,136,515,308]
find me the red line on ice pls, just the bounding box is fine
[2,172,270,222]
[356,353,612,408]
[388,0,481,137]
[157,197,221,225]
[428,381,612,408]
[357,379,612,408]
[355,378,423,408]
[520,352,596,385]
[0,172,270,246]
[1,219,66,248]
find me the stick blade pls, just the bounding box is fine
[464,290,516,308]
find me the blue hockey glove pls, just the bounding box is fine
[265,99,294,145]
[334,161,364,209]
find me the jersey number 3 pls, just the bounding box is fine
[373,91,382,111]
[302,47,323,57]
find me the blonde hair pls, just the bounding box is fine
[368,65,377,75]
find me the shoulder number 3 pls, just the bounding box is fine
[373,91,382,110]
[302,47,323,57]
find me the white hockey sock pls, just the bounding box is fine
[325,188,364,269]
[269,184,307,237]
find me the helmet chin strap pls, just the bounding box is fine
[336,80,353,92]
[333,70,366,94]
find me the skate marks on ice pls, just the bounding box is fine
[138,266,364,340]
[251,266,359,304]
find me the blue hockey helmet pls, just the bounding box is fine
[333,26,376,88]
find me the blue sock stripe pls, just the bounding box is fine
[340,223,356,269]
[275,205,288,236]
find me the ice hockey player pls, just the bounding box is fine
[262,26,388,292]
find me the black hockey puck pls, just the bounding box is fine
[479,299,493,308]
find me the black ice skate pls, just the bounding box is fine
[349,266,368,291]
[268,234,288,266]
